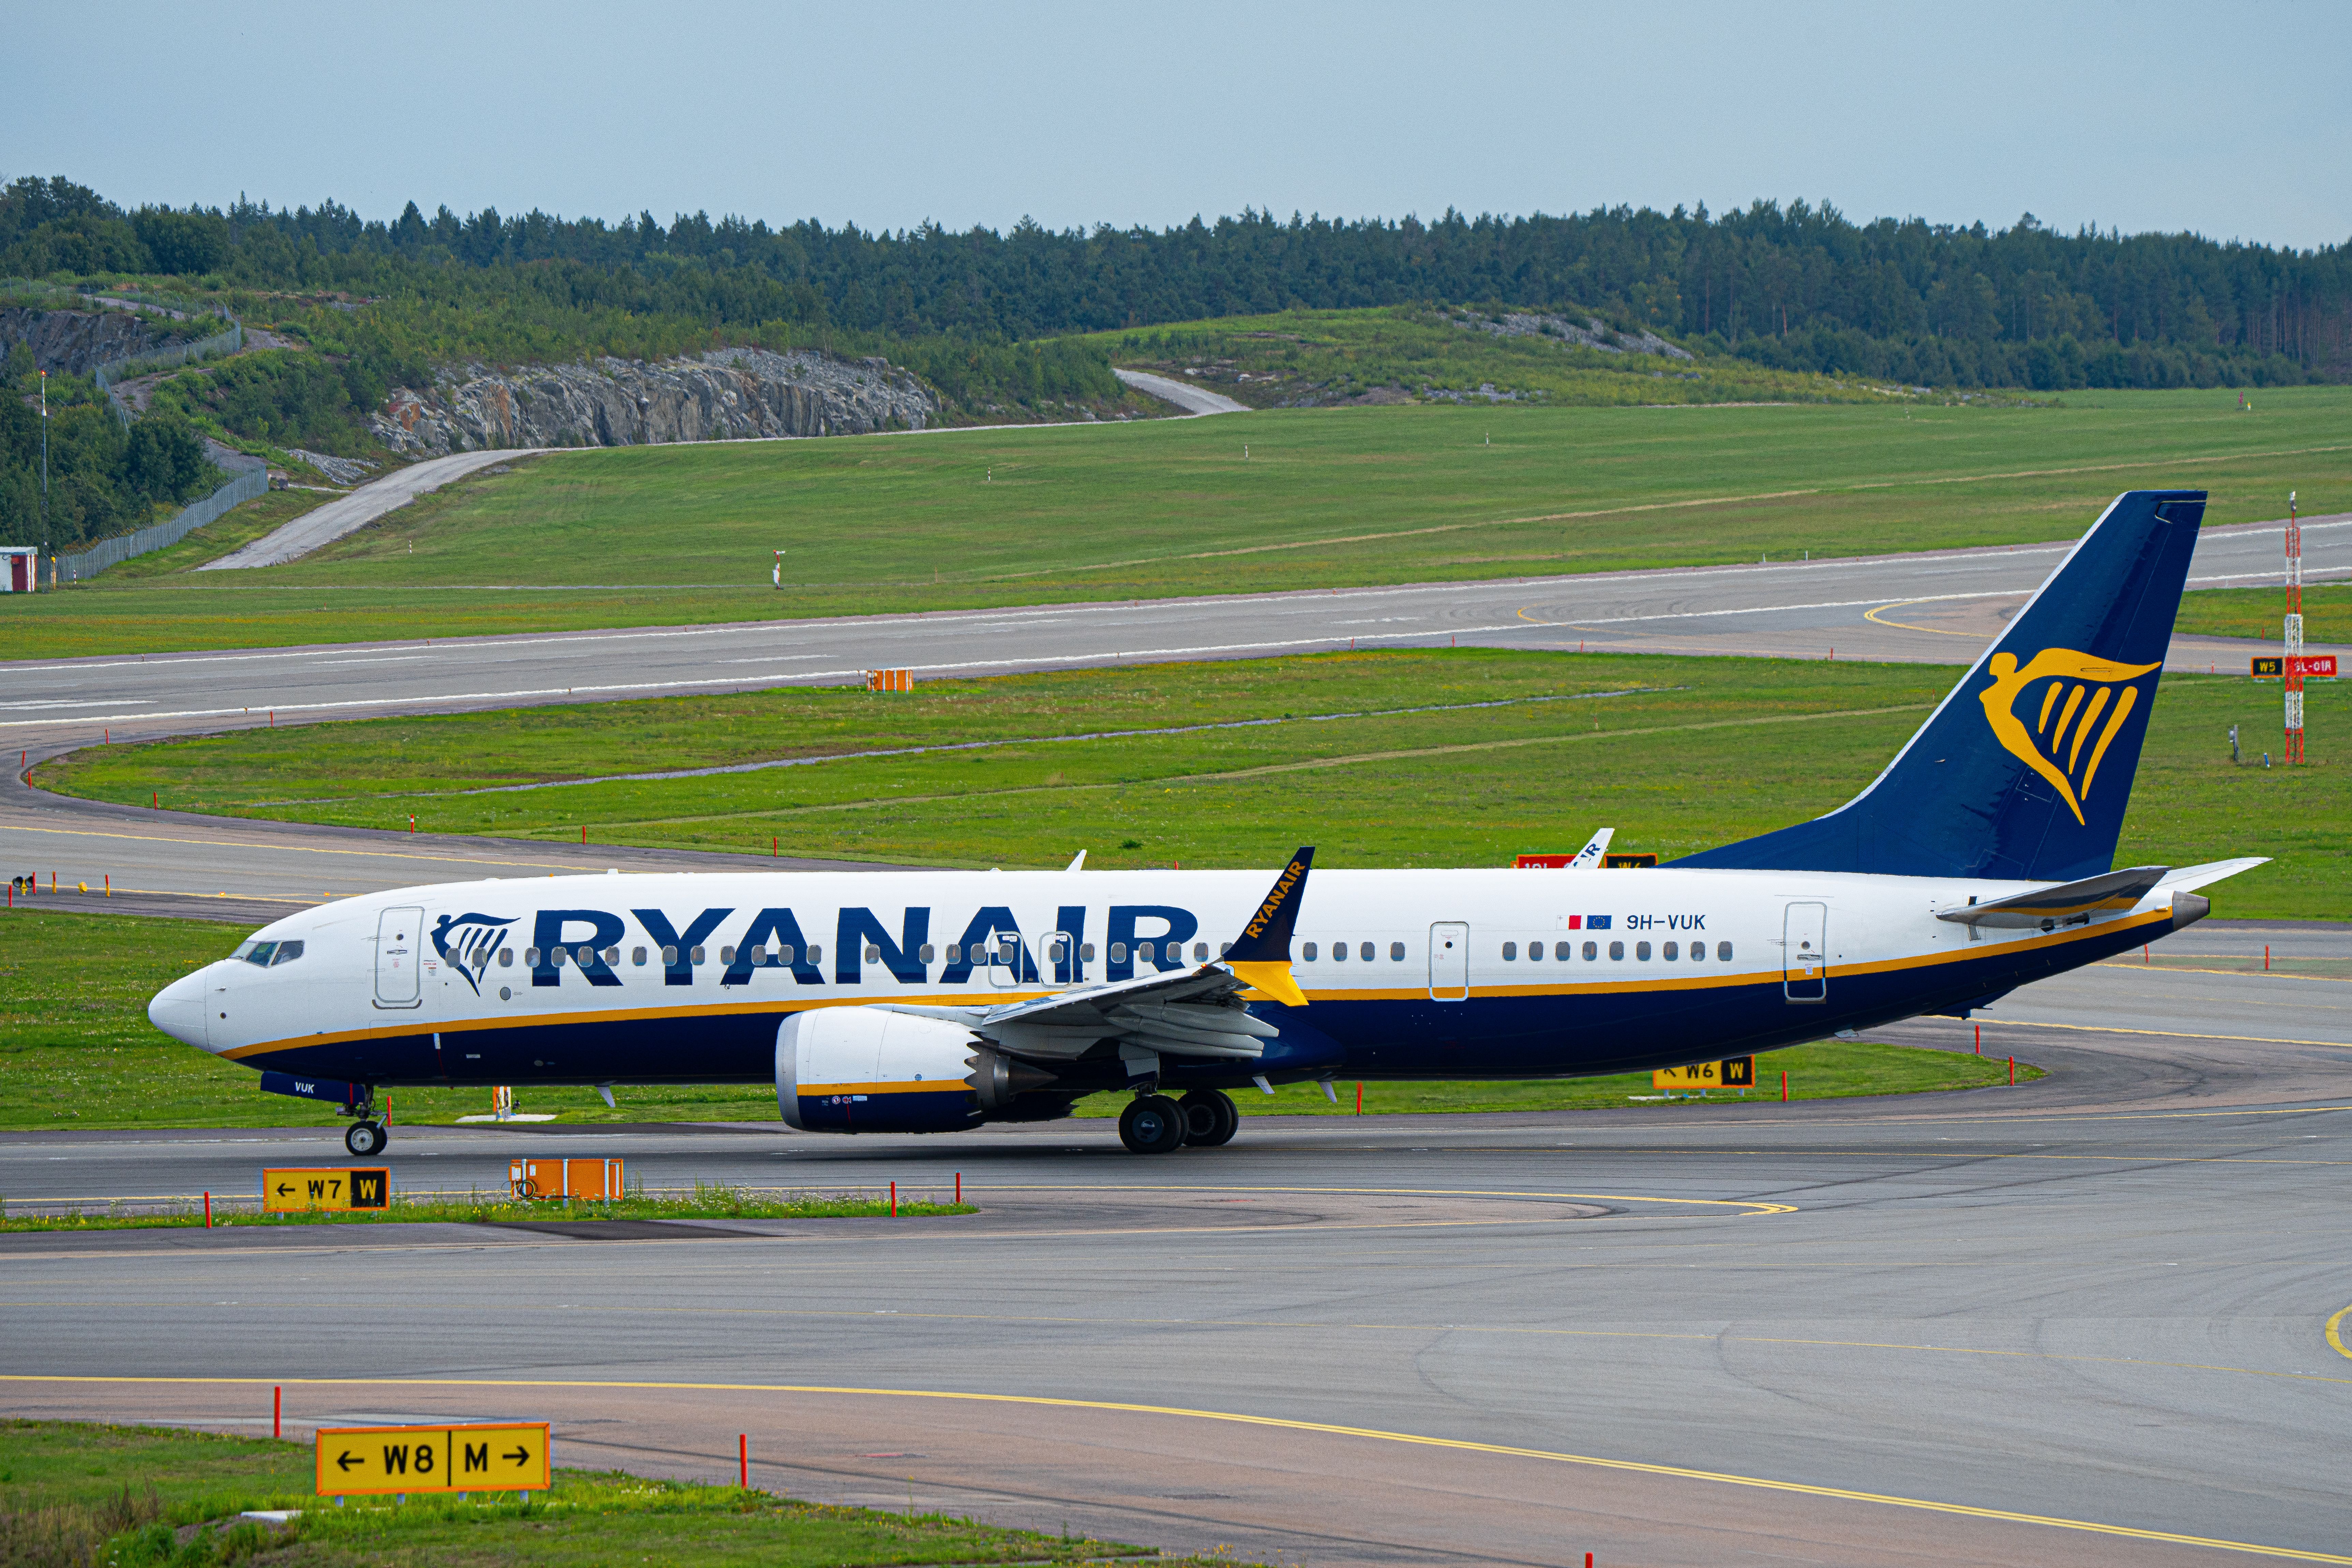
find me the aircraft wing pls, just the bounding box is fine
[878,848,1315,1062]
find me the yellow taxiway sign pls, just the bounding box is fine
[261,1167,389,1214]
[1653,1056,1756,1090]
[315,1422,550,1495]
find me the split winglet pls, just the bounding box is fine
[1223,847,1314,1007]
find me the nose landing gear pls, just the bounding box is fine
[344,1119,387,1157]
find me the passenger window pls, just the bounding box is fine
[632,946,647,966]
[1663,941,1678,960]
[1194,942,1209,961]
[1082,942,1096,962]
[1332,942,1347,962]
[945,943,961,963]
[720,946,735,964]
[271,941,304,965]
[1526,940,1542,961]
[551,948,568,967]
[690,946,705,964]
[1359,942,1374,961]
[1717,941,1733,961]
[1220,941,1232,957]
[604,946,619,964]
[498,948,513,968]
[1303,942,1318,960]
[1690,942,1706,962]
[920,944,936,963]
[1390,942,1405,961]
[865,945,881,963]
[782,944,799,963]
[1138,941,1155,962]
[662,945,678,965]
[1110,942,1127,963]
[1582,941,1597,961]
[525,947,541,966]
[1502,942,1518,961]
[1555,941,1571,960]
[1609,941,1624,960]
[1636,941,1652,961]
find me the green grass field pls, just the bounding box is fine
[9,389,2348,657]
[0,905,2040,1134]
[2172,580,2350,644]
[42,648,2347,917]
[0,1420,1190,1568]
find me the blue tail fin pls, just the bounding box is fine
[1676,489,2205,882]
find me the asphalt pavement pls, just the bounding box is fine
[5,942,2349,1566]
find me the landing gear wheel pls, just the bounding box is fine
[1180,1089,1239,1147]
[345,1120,387,1157]
[1118,1094,1186,1154]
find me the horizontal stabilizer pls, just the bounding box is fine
[1936,865,2168,929]
[2155,857,2270,893]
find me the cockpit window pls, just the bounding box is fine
[231,939,260,962]
[239,941,278,967]
[271,940,305,965]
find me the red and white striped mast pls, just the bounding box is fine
[2284,490,2304,764]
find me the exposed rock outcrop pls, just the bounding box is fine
[1,308,178,376]
[1453,309,1693,360]
[369,347,939,456]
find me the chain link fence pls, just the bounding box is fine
[55,448,268,582]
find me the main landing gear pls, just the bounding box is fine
[1118,1089,1239,1153]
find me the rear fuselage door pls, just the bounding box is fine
[375,906,425,1008]
[985,934,1024,989]
[1783,902,1828,1002]
[1429,922,1469,1002]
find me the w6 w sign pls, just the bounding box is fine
[315,1422,550,1496]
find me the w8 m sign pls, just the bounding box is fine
[315,1422,550,1496]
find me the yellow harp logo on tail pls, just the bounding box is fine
[1979,649,2160,825]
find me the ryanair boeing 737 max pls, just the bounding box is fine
[148,490,2261,1155]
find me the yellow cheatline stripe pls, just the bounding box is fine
[4,1375,2348,1562]
[1864,598,1995,636]
[2329,1304,2352,1363]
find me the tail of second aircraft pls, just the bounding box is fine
[1677,489,2206,883]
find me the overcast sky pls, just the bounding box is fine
[10,1,2347,249]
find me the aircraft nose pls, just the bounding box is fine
[148,971,212,1050]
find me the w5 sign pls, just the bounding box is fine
[2251,656,2338,678]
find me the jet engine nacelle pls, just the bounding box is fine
[776,1007,984,1134]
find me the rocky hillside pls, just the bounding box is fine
[1,306,180,375]
[371,347,940,456]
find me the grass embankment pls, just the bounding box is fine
[0,906,2039,1132]
[0,1419,1193,1568]
[1,1182,969,1232]
[9,388,2349,658]
[2172,580,2350,644]
[1092,303,1904,408]
[40,647,2348,916]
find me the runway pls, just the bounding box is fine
[2,518,2342,917]
[5,518,2343,757]
[5,936,2350,1565]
